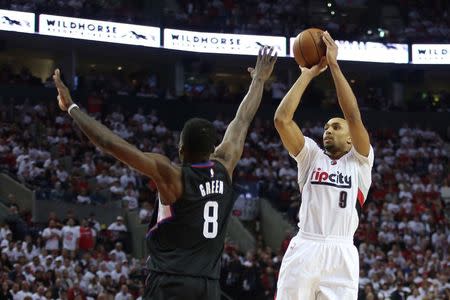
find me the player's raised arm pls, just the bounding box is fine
[212,46,277,178]
[274,59,327,156]
[322,32,370,157]
[53,69,181,204]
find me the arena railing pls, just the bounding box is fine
[260,198,295,251]
[0,173,35,214]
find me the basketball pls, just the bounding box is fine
[292,28,327,68]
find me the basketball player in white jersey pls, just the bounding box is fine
[273,32,374,299]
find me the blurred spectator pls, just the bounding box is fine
[67,281,86,300]
[108,217,127,232]
[138,202,153,224]
[41,220,61,254]
[4,205,28,241]
[76,188,92,205]
[109,243,126,263]
[114,285,133,300]
[87,213,101,232]
[78,219,96,253]
[61,218,79,256]
[121,186,138,211]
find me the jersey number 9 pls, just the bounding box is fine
[339,191,347,208]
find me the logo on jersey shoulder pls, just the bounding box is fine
[310,168,352,189]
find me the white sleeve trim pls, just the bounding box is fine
[289,137,319,163]
[289,137,321,192]
[351,145,374,167]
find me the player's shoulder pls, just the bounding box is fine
[348,145,375,167]
[290,136,323,165]
[300,136,322,155]
[303,136,319,146]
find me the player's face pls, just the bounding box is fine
[323,118,351,152]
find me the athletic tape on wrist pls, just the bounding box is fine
[68,103,79,116]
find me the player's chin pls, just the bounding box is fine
[323,142,334,151]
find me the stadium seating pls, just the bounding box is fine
[0,94,448,299]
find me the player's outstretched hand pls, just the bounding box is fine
[53,69,74,111]
[322,31,338,65]
[248,46,278,81]
[300,57,328,78]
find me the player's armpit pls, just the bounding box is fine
[142,153,182,204]
[274,118,305,157]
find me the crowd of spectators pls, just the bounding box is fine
[0,65,42,87]
[2,64,450,113]
[0,203,147,300]
[1,0,448,43]
[0,98,167,216]
[407,90,450,112]
[395,0,450,43]
[72,69,162,100]
[169,0,450,43]
[1,95,448,299]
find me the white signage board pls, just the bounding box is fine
[0,9,35,33]
[39,14,160,47]
[164,28,287,56]
[412,44,450,64]
[289,37,409,63]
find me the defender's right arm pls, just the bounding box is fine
[53,69,181,204]
[274,59,327,156]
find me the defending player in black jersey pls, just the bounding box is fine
[52,46,277,300]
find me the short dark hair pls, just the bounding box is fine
[181,118,217,156]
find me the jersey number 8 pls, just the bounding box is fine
[203,201,218,238]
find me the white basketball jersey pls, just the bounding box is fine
[291,137,374,237]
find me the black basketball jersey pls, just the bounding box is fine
[146,160,235,279]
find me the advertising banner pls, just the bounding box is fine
[0,9,35,33]
[412,44,450,64]
[289,38,409,63]
[39,14,160,47]
[164,28,287,56]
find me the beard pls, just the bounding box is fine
[324,143,337,152]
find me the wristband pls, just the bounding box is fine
[68,103,79,116]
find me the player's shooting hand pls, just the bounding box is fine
[300,57,328,78]
[322,31,338,65]
[248,46,278,81]
[52,69,74,111]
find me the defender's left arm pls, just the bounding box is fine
[323,32,370,157]
[212,46,277,177]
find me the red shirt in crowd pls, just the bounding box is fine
[67,287,86,300]
[78,226,95,251]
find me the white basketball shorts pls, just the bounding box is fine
[276,230,359,300]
